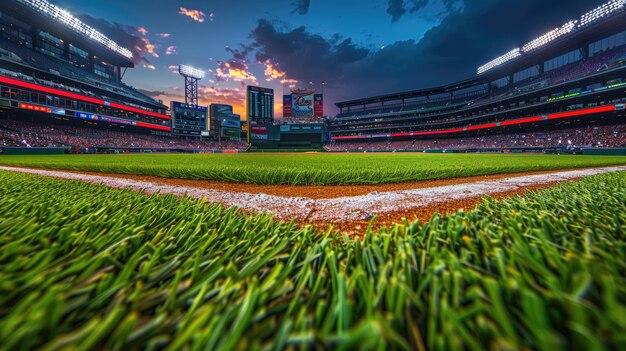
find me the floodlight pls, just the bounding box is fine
[475,0,626,75]
[178,65,206,79]
[16,0,133,59]
[477,49,521,75]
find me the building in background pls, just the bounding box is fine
[171,102,208,139]
[209,104,241,141]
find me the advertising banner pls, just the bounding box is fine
[250,125,268,140]
[221,128,240,138]
[283,95,292,117]
[172,102,208,112]
[221,117,241,129]
[20,103,51,113]
[314,94,323,117]
[291,91,314,118]
[75,112,99,120]
[51,107,66,116]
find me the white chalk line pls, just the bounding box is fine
[2,165,625,223]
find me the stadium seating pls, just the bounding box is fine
[332,45,626,137]
[0,120,248,151]
[325,124,626,151]
[275,117,325,125]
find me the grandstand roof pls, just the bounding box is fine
[1,0,134,67]
[335,78,481,109]
[477,9,626,81]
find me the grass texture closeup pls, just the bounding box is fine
[0,153,625,185]
[0,170,625,350]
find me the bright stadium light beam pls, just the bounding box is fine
[579,0,626,28]
[477,48,521,75]
[15,0,133,60]
[476,0,626,75]
[522,21,577,53]
[178,65,206,80]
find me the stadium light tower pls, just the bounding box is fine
[178,65,205,105]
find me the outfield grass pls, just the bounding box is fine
[1,170,625,350]
[0,153,625,185]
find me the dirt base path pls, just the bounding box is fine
[2,166,625,233]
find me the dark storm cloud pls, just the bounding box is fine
[249,0,609,104]
[251,19,369,84]
[293,0,311,15]
[77,14,152,65]
[387,0,458,22]
[408,0,429,13]
[225,44,255,62]
[387,0,406,22]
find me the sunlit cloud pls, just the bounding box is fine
[216,61,258,85]
[263,59,285,81]
[280,78,298,89]
[263,59,298,88]
[156,33,171,38]
[166,46,177,55]
[143,64,156,70]
[199,85,246,116]
[136,37,159,58]
[179,7,206,23]
[137,27,148,36]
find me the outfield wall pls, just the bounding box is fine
[0,147,65,155]
[582,148,626,155]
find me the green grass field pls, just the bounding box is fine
[1,170,625,350]
[0,153,625,185]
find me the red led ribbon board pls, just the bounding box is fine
[1,76,170,120]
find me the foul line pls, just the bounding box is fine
[2,166,625,223]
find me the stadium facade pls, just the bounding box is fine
[329,0,626,150]
[0,0,171,138]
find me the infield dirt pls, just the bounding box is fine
[3,165,624,233]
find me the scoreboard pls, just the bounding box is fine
[171,101,208,137]
[247,86,274,124]
[282,89,323,118]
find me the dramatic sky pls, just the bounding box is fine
[51,0,609,117]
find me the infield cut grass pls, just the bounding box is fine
[1,170,625,350]
[1,153,625,185]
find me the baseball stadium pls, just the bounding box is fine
[1,0,626,350]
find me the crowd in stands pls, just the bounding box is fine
[0,120,248,151]
[275,117,326,125]
[325,124,626,152]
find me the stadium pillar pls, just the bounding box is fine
[88,55,95,76]
[63,41,70,61]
